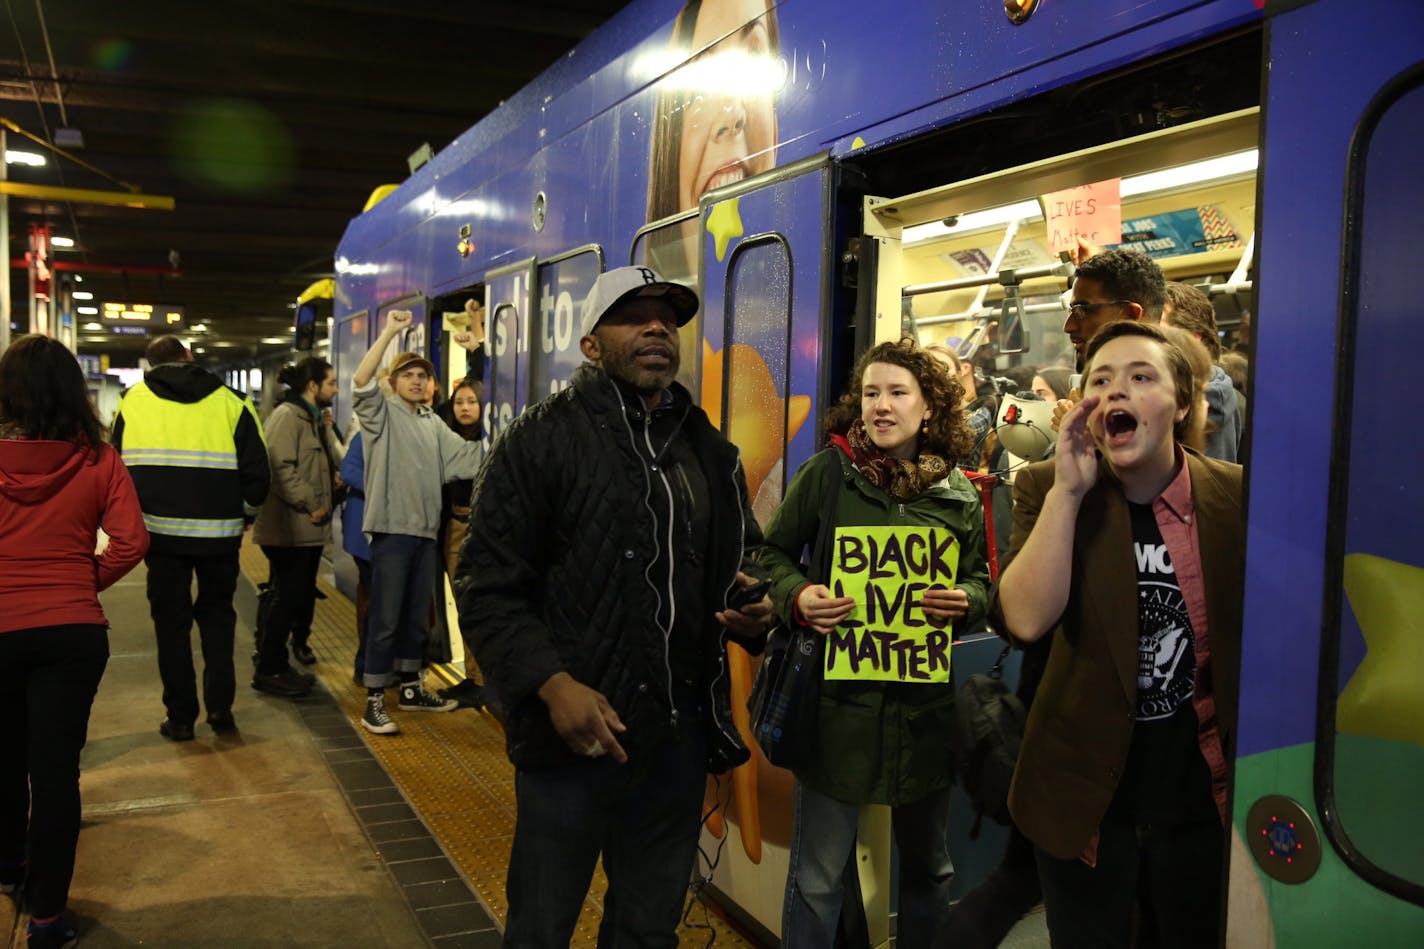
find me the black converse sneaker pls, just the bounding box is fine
[361,694,400,734]
[398,682,459,712]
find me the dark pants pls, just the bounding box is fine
[1035,815,1225,949]
[353,556,371,679]
[0,624,108,919]
[256,545,322,675]
[145,550,240,722]
[363,533,435,689]
[503,722,707,948]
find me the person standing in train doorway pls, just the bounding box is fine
[455,267,773,947]
[112,334,271,741]
[349,312,486,735]
[992,321,1243,948]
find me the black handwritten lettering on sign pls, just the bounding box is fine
[826,527,960,683]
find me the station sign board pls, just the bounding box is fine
[101,302,185,328]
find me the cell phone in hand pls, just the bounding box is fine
[726,578,770,611]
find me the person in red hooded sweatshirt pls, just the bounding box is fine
[0,334,149,949]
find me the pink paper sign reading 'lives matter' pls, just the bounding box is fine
[1040,178,1123,253]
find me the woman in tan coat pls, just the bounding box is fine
[251,358,342,696]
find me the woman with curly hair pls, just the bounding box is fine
[757,338,990,947]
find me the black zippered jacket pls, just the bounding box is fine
[455,363,764,774]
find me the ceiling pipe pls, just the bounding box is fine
[10,258,181,276]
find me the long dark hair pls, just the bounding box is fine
[0,334,106,448]
[277,357,332,396]
[825,338,974,465]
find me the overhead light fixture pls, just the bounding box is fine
[51,236,75,248]
[191,323,208,333]
[72,291,94,300]
[82,321,103,331]
[76,305,99,315]
[260,336,291,345]
[1118,150,1258,198]
[902,149,1260,245]
[4,150,45,167]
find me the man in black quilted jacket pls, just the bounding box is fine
[455,266,772,948]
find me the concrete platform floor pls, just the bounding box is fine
[3,564,439,949]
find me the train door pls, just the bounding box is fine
[1229,0,1424,944]
[482,258,536,443]
[686,154,844,943]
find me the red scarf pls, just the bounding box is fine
[830,419,949,501]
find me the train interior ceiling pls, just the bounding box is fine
[855,27,1261,364]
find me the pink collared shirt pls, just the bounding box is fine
[1147,449,1230,827]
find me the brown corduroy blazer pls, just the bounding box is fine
[988,449,1244,859]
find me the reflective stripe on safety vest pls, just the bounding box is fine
[122,448,240,470]
[141,513,246,539]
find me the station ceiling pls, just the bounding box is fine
[0,0,629,366]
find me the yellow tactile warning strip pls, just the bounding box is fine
[238,538,754,948]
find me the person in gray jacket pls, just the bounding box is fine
[351,311,485,734]
[251,357,342,697]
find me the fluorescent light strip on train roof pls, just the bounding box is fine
[901,149,1259,246]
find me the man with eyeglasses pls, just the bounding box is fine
[349,311,486,735]
[1053,248,1167,432]
[1063,248,1166,371]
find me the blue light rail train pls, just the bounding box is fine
[328,0,1424,943]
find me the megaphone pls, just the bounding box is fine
[995,393,1056,463]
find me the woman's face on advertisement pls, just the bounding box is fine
[676,0,778,212]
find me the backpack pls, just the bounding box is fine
[953,644,1027,836]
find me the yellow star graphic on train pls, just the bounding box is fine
[1338,553,1424,749]
[706,197,745,261]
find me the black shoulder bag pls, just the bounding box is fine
[953,643,1027,836]
[748,451,841,770]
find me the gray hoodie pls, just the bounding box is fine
[352,378,484,539]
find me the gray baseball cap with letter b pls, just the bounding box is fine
[578,266,699,339]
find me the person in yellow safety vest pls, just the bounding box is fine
[112,335,271,742]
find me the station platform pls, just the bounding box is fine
[1,540,750,948]
[4,538,1048,948]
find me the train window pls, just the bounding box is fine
[631,211,701,393]
[722,234,793,524]
[1321,72,1424,897]
[532,246,604,398]
[332,310,369,433]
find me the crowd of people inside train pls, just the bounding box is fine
[0,243,1249,949]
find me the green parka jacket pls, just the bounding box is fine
[756,447,990,805]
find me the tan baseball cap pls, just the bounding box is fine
[388,351,435,378]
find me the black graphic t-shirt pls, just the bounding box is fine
[1106,502,1215,824]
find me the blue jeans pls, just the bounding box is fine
[363,533,436,689]
[782,781,954,949]
[503,719,707,948]
[353,556,371,679]
[0,624,108,919]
